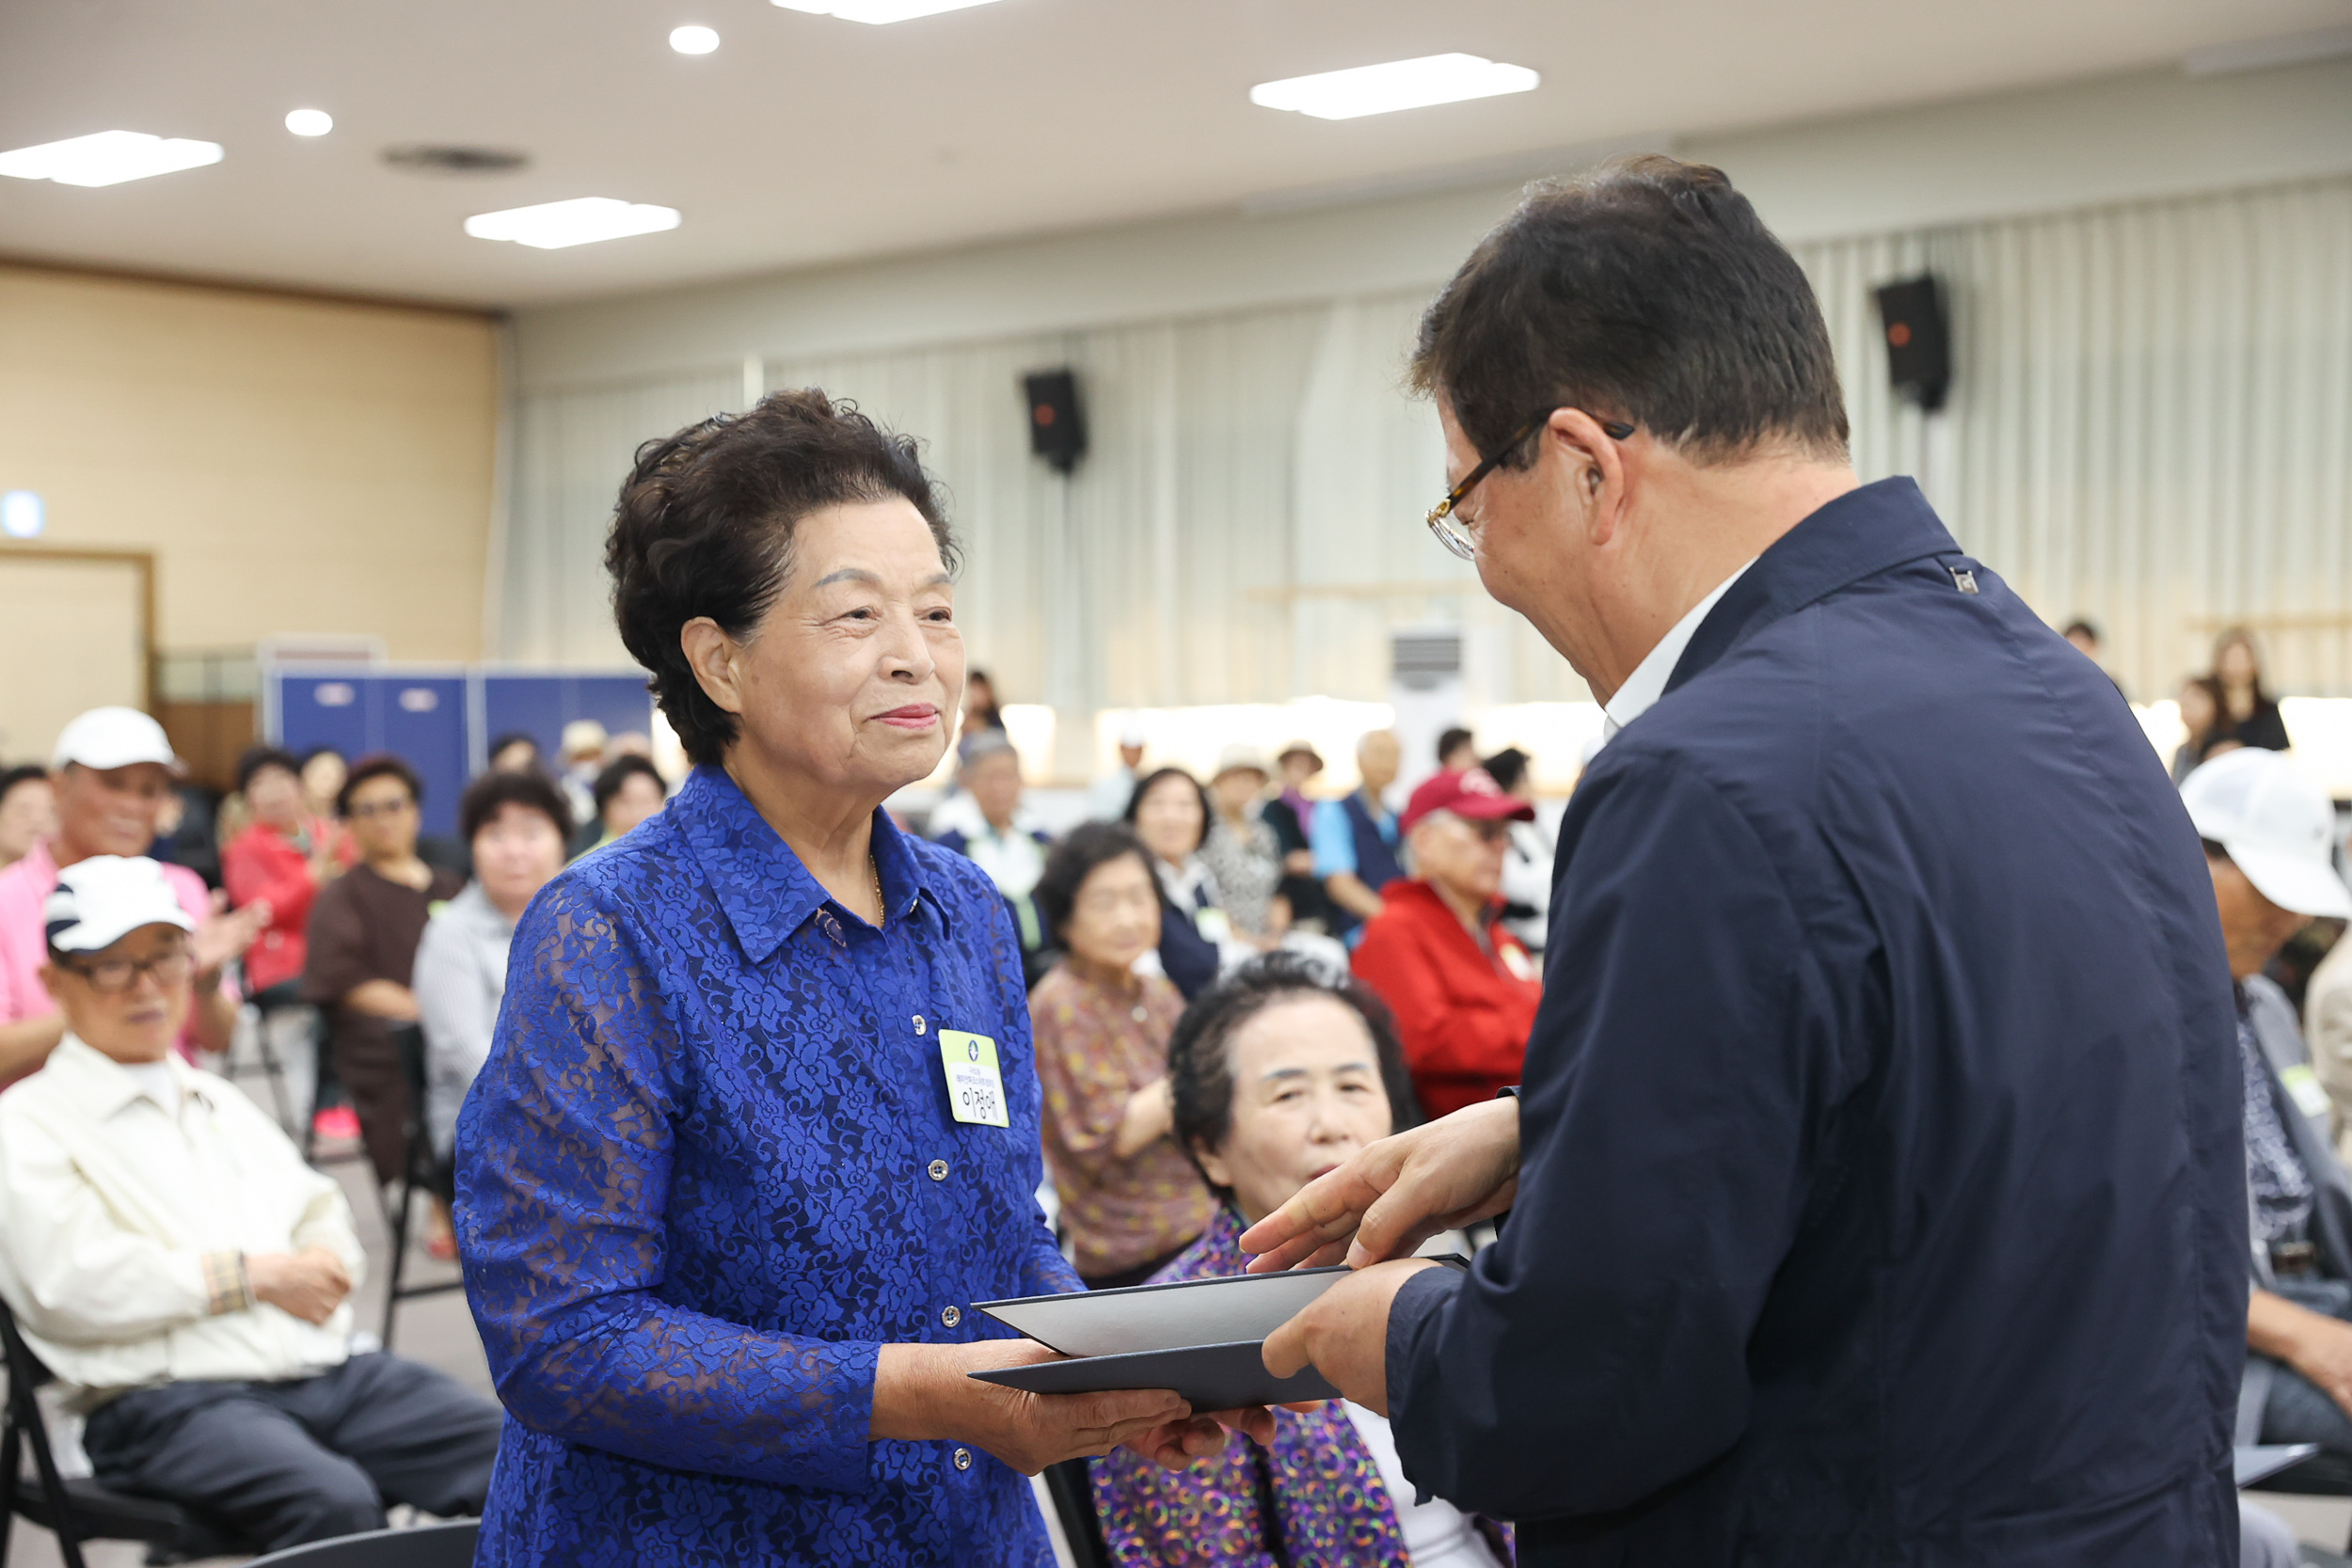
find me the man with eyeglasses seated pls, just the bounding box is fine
[1348,767,1544,1119]
[0,855,501,1555]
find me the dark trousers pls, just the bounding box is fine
[82,1354,502,1553]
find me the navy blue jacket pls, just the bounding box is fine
[1385,479,2244,1565]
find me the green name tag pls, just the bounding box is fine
[2281,1063,2332,1121]
[939,1031,1009,1128]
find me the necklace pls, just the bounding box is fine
[869,853,885,926]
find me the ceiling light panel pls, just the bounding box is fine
[1249,54,1540,120]
[771,0,1008,24]
[0,130,224,187]
[284,109,334,137]
[464,197,681,249]
[669,24,720,54]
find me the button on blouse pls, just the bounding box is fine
[456,766,1079,1566]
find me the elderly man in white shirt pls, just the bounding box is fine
[0,856,501,1554]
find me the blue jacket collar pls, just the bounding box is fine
[674,765,944,963]
[1666,476,1962,698]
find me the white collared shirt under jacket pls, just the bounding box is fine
[1599,560,1756,745]
[0,1034,364,1411]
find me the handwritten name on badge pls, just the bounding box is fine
[940,1030,1009,1128]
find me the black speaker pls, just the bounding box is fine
[1872,275,1950,413]
[1023,369,1087,475]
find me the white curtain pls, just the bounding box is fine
[503,173,2352,707]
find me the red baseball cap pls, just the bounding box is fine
[1399,767,1535,834]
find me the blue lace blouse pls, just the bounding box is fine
[455,765,1081,1565]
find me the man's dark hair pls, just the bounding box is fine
[1034,820,1153,938]
[1122,768,1212,853]
[488,731,543,766]
[592,754,667,821]
[2063,619,2100,643]
[234,746,302,797]
[1411,154,1848,468]
[1167,953,1422,1203]
[606,388,957,768]
[0,765,48,807]
[461,768,574,846]
[1437,726,1476,767]
[337,753,422,816]
[1482,747,1532,795]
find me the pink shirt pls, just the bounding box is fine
[0,841,216,1085]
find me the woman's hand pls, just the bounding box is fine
[1111,1078,1175,1161]
[876,1339,1240,1475]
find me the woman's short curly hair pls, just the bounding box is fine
[605,388,958,768]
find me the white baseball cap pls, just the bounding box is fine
[2181,749,2352,920]
[44,856,194,956]
[51,706,180,774]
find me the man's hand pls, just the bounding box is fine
[191,893,269,980]
[1125,1405,1278,1469]
[246,1248,353,1324]
[1241,1096,1520,1272]
[2252,1290,2352,1422]
[1261,1259,1437,1418]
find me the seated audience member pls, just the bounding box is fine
[0,765,56,871]
[1480,747,1553,955]
[1029,823,1211,1290]
[1089,725,1149,821]
[1093,954,1509,1568]
[486,731,546,777]
[2312,923,2352,1158]
[222,746,355,1132]
[0,709,262,1089]
[1435,725,1478,774]
[572,752,668,859]
[2175,752,2352,1462]
[2171,675,2224,783]
[300,755,463,1185]
[2061,617,2127,698]
[299,747,349,824]
[1127,767,1231,1001]
[1198,745,1289,943]
[415,769,570,1258]
[554,720,608,826]
[1261,741,1333,934]
[0,855,501,1552]
[931,731,1053,961]
[2210,626,2292,753]
[1310,730,1404,945]
[961,667,1007,740]
[1351,767,1543,1118]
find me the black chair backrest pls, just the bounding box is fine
[391,1022,430,1106]
[242,1519,480,1568]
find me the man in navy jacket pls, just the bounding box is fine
[1251,155,2243,1564]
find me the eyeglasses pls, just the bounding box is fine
[1426,410,1637,562]
[58,948,195,994]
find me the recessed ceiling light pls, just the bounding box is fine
[669,24,721,54]
[771,0,1007,24]
[464,197,682,250]
[1249,54,1540,120]
[0,492,44,540]
[0,130,223,187]
[285,108,334,137]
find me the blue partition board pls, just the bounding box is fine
[271,672,470,838]
[480,674,652,774]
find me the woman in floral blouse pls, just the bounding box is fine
[1031,821,1214,1288]
[1091,954,1512,1567]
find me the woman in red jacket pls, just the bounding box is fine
[222,745,354,1132]
[1350,766,1543,1118]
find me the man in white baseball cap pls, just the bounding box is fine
[0,707,262,1086]
[2180,749,2352,1478]
[0,854,502,1552]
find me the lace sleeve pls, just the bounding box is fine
[454,877,880,1495]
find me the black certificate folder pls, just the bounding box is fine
[969,1267,1350,1409]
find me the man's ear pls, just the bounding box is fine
[1543,407,1631,546]
[679,618,746,719]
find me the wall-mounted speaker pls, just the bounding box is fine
[1871,275,1951,413]
[1023,369,1088,475]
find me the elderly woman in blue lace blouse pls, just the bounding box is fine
[1091,955,1513,1567]
[455,391,1255,1567]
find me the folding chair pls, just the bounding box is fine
[0,1298,203,1568]
[379,1025,466,1352]
[242,1519,478,1567]
[1041,1457,1110,1568]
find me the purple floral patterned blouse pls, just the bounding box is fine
[1090,1207,1512,1566]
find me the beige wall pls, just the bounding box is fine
[0,264,499,663]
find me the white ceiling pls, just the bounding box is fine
[0,0,2344,309]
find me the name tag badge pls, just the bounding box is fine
[2281,1063,2333,1121]
[940,1030,1009,1128]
